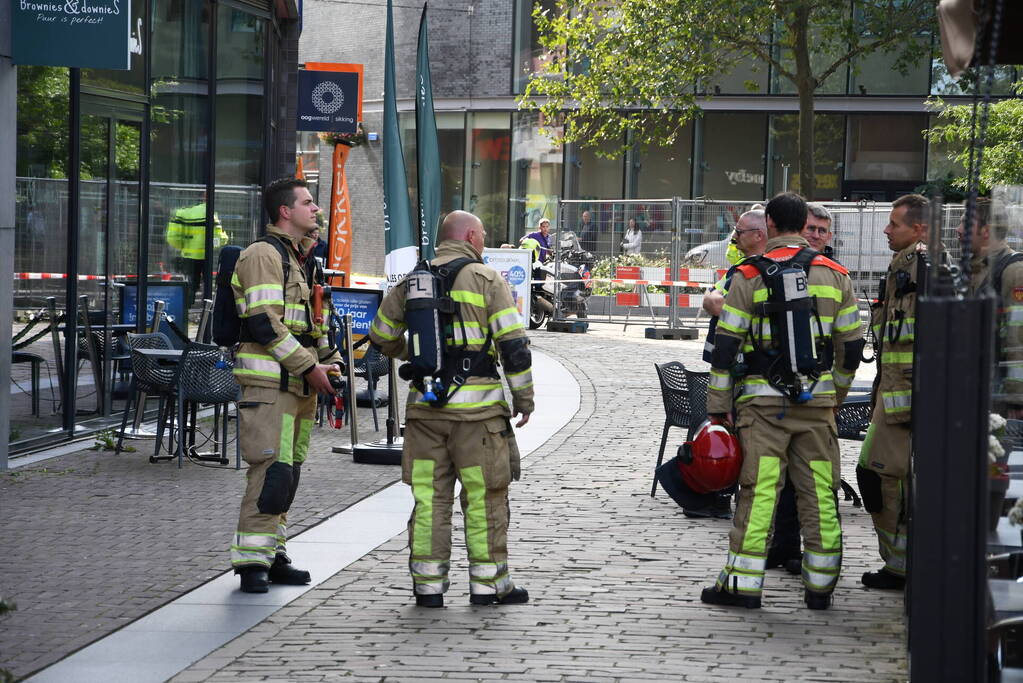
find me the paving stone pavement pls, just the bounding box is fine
[0,391,406,679]
[162,326,906,683]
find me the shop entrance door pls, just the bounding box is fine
[75,98,144,421]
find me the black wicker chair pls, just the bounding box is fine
[652,362,709,497]
[355,346,391,431]
[116,332,178,459]
[836,395,872,441]
[175,342,241,469]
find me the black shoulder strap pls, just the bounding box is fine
[257,235,292,286]
[790,247,818,273]
[433,256,479,292]
[993,251,1023,295]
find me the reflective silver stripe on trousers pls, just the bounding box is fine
[725,552,766,573]
[410,560,451,579]
[468,562,509,580]
[413,579,450,595]
[231,532,277,567]
[833,368,854,389]
[709,371,731,391]
[802,550,841,591]
[469,574,514,596]
[715,568,764,594]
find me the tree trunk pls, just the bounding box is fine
[791,6,816,200]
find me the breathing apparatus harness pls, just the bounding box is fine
[398,257,499,408]
[739,247,831,404]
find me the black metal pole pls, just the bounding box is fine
[203,5,218,309]
[63,68,81,432]
[909,294,993,681]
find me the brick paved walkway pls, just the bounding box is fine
[0,391,405,679]
[158,327,906,682]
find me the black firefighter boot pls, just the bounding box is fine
[237,566,270,594]
[268,554,311,585]
[470,587,530,606]
[700,585,761,609]
[861,568,905,590]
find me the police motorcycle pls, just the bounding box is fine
[527,230,593,329]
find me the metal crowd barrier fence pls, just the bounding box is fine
[543,197,969,330]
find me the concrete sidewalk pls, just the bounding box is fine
[4,325,903,682]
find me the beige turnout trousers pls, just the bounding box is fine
[230,386,317,569]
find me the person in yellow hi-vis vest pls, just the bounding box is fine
[166,197,228,305]
[370,211,534,608]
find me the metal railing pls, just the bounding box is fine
[542,197,968,329]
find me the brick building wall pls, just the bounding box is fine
[303,0,513,277]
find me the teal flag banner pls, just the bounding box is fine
[415,3,441,261]
[383,0,417,287]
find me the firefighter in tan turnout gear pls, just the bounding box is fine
[370,211,534,608]
[700,192,864,611]
[229,178,342,593]
[857,194,930,591]
[962,198,1023,418]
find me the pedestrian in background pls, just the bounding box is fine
[621,217,643,255]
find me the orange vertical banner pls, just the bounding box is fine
[295,154,305,180]
[327,143,353,286]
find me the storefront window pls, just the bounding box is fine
[696,112,768,200]
[510,111,562,240]
[12,67,70,442]
[466,112,511,246]
[931,59,1017,97]
[631,124,694,199]
[845,114,926,182]
[768,113,845,200]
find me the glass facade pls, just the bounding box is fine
[467,112,511,246]
[10,2,290,452]
[768,113,845,200]
[697,113,768,201]
[510,111,562,240]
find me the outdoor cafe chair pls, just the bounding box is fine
[651,361,709,497]
[355,346,391,431]
[174,342,241,469]
[116,332,178,460]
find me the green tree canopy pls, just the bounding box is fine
[521,0,934,198]
[926,81,1023,194]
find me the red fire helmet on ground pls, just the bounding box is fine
[679,420,743,494]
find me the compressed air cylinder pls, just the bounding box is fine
[780,266,817,401]
[404,268,444,380]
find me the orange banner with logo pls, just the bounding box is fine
[327,143,352,286]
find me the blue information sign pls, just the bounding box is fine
[13,0,131,69]
[297,70,360,134]
[120,282,187,330]
[330,287,382,336]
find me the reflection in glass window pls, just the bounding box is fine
[82,0,147,94]
[510,111,562,240]
[850,49,930,96]
[215,6,266,253]
[707,53,768,95]
[845,114,926,182]
[467,113,511,246]
[513,0,559,94]
[631,124,693,199]
[565,143,622,200]
[769,113,845,200]
[697,113,768,201]
[931,60,1017,97]
[771,26,847,95]
[400,112,467,231]
[149,1,211,286]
